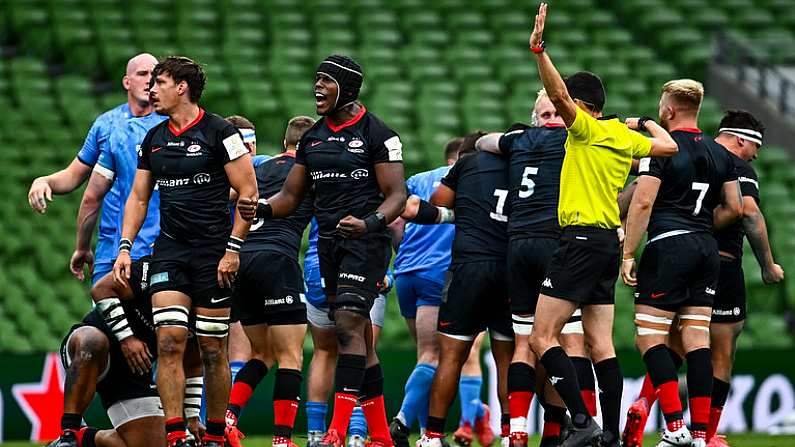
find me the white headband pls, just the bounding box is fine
[718,127,762,146]
[239,128,256,144]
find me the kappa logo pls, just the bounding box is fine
[706,287,716,296]
[542,278,553,288]
[350,169,369,179]
[549,376,563,385]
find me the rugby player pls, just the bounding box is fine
[389,137,493,447]
[621,111,784,447]
[241,55,405,447]
[477,89,593,447]
[27,53,157,284]
[621,80,742,447]
[223,116,316,447]
[707,111,783,445]
[49,259,163,447]
[113,56,258,447]
[526,4,677,446]
[404,132,514,447]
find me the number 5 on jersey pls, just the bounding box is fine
[519,166,538,198]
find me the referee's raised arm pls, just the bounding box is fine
[529,3,577,127]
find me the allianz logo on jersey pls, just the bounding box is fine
[327,136,346,142]
[166,141,185,147]
[311,170,348,180]
[350,169,369,179]
[156,172,210,187]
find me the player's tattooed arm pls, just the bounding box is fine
[713,180,743,230]
[742,197,784,284]
[71,171,113,281]
[530,3,578,127]
[28,157,93,213]
[621,175,661,286]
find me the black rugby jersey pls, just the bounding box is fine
[714,154,759,258]
[639,128,738,240]
[499,123,566,238]
[440,151,509,264]
[296,107,403,236]
[243,153,312,258]
[138,109,248,244]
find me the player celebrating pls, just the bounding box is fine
[243,55,405,447]
[707,111,783,445]
[389,137,493,447]
[223,116,316,447]
[404,132,514,447]
[526,4,677,447]
[621,80,742,447]
[113,56,258,447]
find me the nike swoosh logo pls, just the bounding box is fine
[210,296,230,304]
[439,321,453,327]
[651,292,666,299]
[151,146,162,153]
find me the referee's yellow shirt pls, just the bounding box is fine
[559,107,652,229]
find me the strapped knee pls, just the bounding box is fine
[332,291,372,319]
[678,314,711,332]
[562,309,584,334]
[194,314,230,338]
[512,314,534,336]
[634,313,672,336]
[153,305,190,330]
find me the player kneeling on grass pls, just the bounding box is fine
[50,260,203,447]
[223,116,317,447]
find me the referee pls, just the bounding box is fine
[114,56,258,447]
[526,4,677,447]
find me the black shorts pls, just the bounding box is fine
[231,251,307,326]
[318,233,392,317]
[540,227,620,305]
[438,260,513,340]
[59,310,158,410]
[149,235,231,309]
[635,232,720,311]
[507,237,558,315]
[711,256,746,323]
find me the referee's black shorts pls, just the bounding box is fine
[635,232,719,311]
[540,226,620,305]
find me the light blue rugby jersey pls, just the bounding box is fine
[95,112,167,262]
[393,165,455,277]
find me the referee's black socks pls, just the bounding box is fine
[539,346,592,428]
[594,357,623,445]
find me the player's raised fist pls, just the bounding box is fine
[763,263,784,284]
[237,196,258,220]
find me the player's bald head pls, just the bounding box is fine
[126,53,158,75]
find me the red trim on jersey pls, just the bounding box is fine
[326,106,367,133]
[544,123,565,128]
[169,108,205,136]
[671,127,701,133]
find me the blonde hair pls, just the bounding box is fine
[531,88,550,127]
[661,79,704,112]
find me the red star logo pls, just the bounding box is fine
[12,353,65,442]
